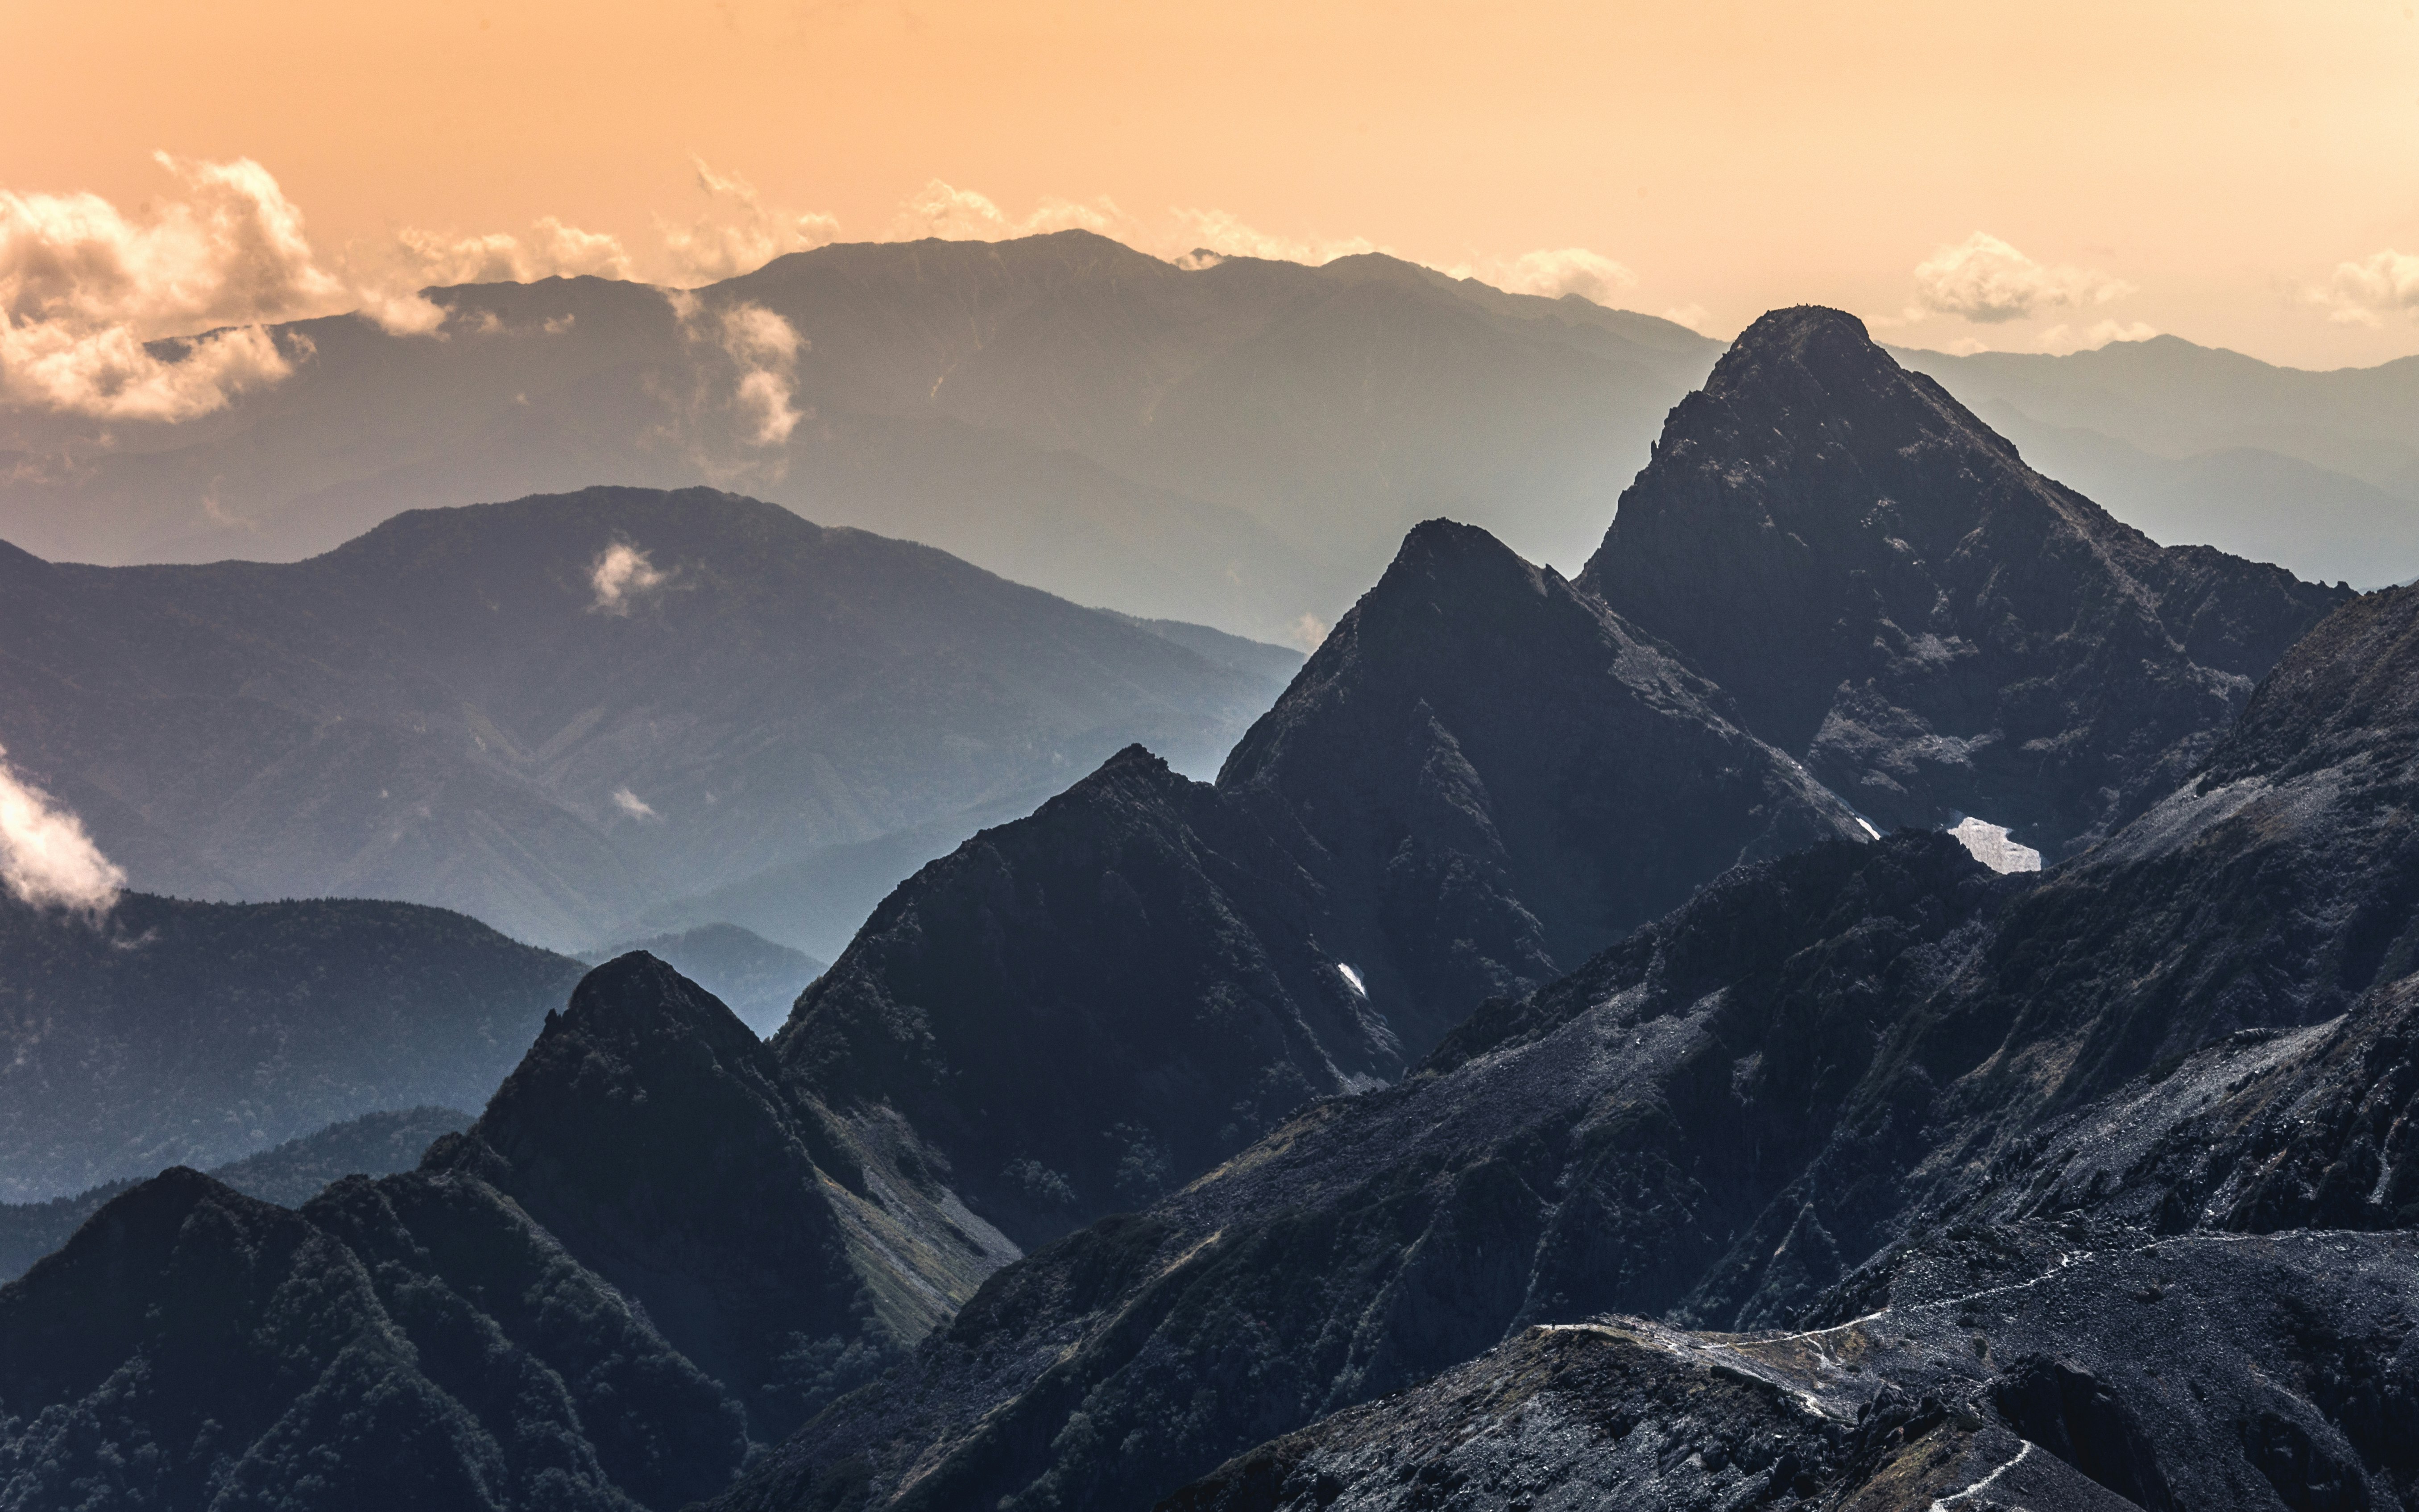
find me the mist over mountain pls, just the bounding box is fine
[0,889,579,1202]
[1584,307,2346,859]
[0,232,1721,642]
[0,485,1295,951]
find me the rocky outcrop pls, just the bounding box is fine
[1579,306,2346,858]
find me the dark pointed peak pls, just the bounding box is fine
[1724,305,1881,367]
[552,950,760,1060]
[1378,518,1550,600]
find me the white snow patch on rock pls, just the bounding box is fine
[1948,815,2041,874]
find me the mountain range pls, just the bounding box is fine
[0,303,2405,1512]
[0,485,1296,952]
[4,231,2411,655]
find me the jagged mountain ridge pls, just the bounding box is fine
[0,888,581,1202]
[775,516,1868,1248]
[720,573,2419,1512]
[0,485,1295,950]
[1581,307,2347,861]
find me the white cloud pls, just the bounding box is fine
[590,540,670,612]
[0,745,125,914]
[891,179,1123,243]
[659,160,839,286]
[1165,208,1378,267]
[717,302,804,443]
[2311,249,2419,327]
[389,215,634,286]
[1288,612,1330,650]
[1486,248,1639,306]
[611,787,659,821]
[1911,232,2133,324]
[2037,319,2159,352]
[0,153,346,418]
[1660,303,1716,334]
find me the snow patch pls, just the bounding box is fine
[1336,963,1367,997]
[1949,816,2041,873]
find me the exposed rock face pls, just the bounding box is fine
[780,521,1868,1248]
[0,890,582,1202]
[1579,306,2346,858]
[1220,518,1870,1051]
[724,578,2419,1512]
[428,953,1014,1442]
[779,748,1392,1250]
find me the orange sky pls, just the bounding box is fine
[8,0,2419,368]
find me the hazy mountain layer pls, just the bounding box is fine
[1582,307,2346,859]
[0,890,580,1201]
[0,1106,472,1282]
[0,485,1295,948]
[582,923,825,1036]
[0,233,1720,639]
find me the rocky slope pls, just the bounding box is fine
[0,889,580,1201]
[777,520,1867,1248]
[0,953,1022,1509]
[1580,306,2346,860]
[719,577,2419,1512]
[0,485,1292,948]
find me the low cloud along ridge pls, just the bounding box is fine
[0,745,125,914]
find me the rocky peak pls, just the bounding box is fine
[1578,304,2345,857]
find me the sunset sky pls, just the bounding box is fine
[7,0,2419,369]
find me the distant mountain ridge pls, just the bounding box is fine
[0,232,1721,640]
[0,485,1297,950]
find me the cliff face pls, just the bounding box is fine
[1580,306,2345,858]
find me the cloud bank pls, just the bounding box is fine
[0,746,125,914]
[2313,249,2419,326]
[0,153,343,418]
[1911,232,2132,324]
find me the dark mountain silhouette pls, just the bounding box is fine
[0,233,1720,640]
[1581,307,2346,859]
[582,923,824,1036]
[721,576,2419,1512]
[0,889,580,1202]
[776,518,1866,1247]
[0,1106,471,1282]
[0,953,1021,1508]
[0,485,1295,949]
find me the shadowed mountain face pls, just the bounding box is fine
[0,1106,473,1283]
[722,577,2419,1512]
[1580,307,2347,859]
[0,485,1295,949]
[776,519,1868,1248]
[582,924,825,1037]
[0,953,1020,1509]
[0,233,1720,641]
[0,891,580,1202]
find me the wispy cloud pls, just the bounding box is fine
[1910,232,2133,324]
[0,153,342,418]
[891,179,1124,242]
[1165,208,1378,266]
[715,302,805,443]
[2036,319,2158,352]
[1464,247,1639,306]
[2307,249,2419,327]
[0,745,125,914]
[659,160,839,286]
[611,787,660,820]
[590,540,670,613]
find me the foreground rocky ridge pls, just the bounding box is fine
[721,579,2419,1511]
